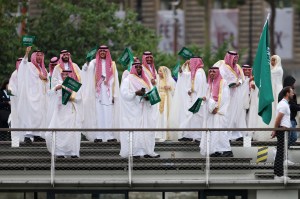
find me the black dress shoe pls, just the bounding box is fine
[210,152,222,157]
[71,156,79,158]
[235,137,243,142]
[133,156,140,159]
[107,139,117,142]
[144,154,160,158]
[221,151,234,157]
[194,139,200,144]
[94,139,103,143]
[33,136,45,142]
[178,137,193,142]
[56,156,65,158]
[24,137,32,144]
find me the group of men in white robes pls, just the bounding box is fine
[10,46,120,158]
[9,46,283,159]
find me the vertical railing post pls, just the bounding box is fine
[50,131,56,187]
[205,130,210,187]
[128,131,133,187]
[283,130,288,185]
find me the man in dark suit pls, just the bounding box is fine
[0,79,11,141]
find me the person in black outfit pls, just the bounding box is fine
[272,86,294,180]
[278,76,300,147]
[0,79,11,141]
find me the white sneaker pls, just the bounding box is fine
[284,160,295,165]
[274,176,291,181]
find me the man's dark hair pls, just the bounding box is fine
[283,76,296,87]
[278,86,292,101]
[1,79,9,90]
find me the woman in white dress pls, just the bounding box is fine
[271,55,283,117]
[156,66,176,141]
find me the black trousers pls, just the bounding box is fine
[274,130,285,177]
[0,109,10,141]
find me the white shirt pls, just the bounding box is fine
[148,64,153,74]
[102,60,106,78]
[64,63,70,70]
[276,98,291,128]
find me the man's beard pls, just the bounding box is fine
[62,57,69,63]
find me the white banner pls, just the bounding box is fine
[210,9,239,50]
[273,8,293,59]
[157,10,185,54]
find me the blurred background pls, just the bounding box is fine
[0,0,299,89]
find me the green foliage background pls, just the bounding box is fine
[0,0,247,83]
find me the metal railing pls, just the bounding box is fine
[0,128,299,188]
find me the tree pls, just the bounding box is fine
[27,0,159,71]
[0,1,24,82]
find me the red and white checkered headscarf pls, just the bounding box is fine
[224,51,240,75]
[208,66,222,102]
[16,58,22,70]
[30,51,48,76]
[49,56,58,76]
[95,45,113,95]
[130,62,150,88]
[58,50,79,81]
[142,51,156,79]
[189,57,204,80]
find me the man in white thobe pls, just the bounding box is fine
[17,47,48,143]
[9,58,24,145]
[45,67,83,158]
[242,64,258,140]
[46,56,59,127]
[200,66,232,157]
[119,62,159,158]
[81,45,120,142]
[176,57,207,142]
[142,51,157,86]
[218,51,246,141]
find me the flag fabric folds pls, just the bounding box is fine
[253,17,274,125]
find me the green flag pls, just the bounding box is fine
[62,77,82,92]
[22,35,35,47]
[62,88,72,105]
[188,98,203,114]
[86,47,98,62]
[178,47,194,60]
[118,48,134,70]
[172,61,181,79]
[146,86,161,105]
[253,18,274,125]
[140,87,161,105]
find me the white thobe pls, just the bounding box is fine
[179,68,207,140]
[9,70,24,144]
[45,65,83,157]
[81,59,120,142]
[219,60,247,140]
[142,65,157,85]
[270,65,283,127]
[17,57,47,138]
[200,79,231,155]
[119,74,158,158]
[246,80,260,139]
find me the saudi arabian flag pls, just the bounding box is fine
[253,17,274,125]
[118,48,134,71]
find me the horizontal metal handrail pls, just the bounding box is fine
[2,128,300,132]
